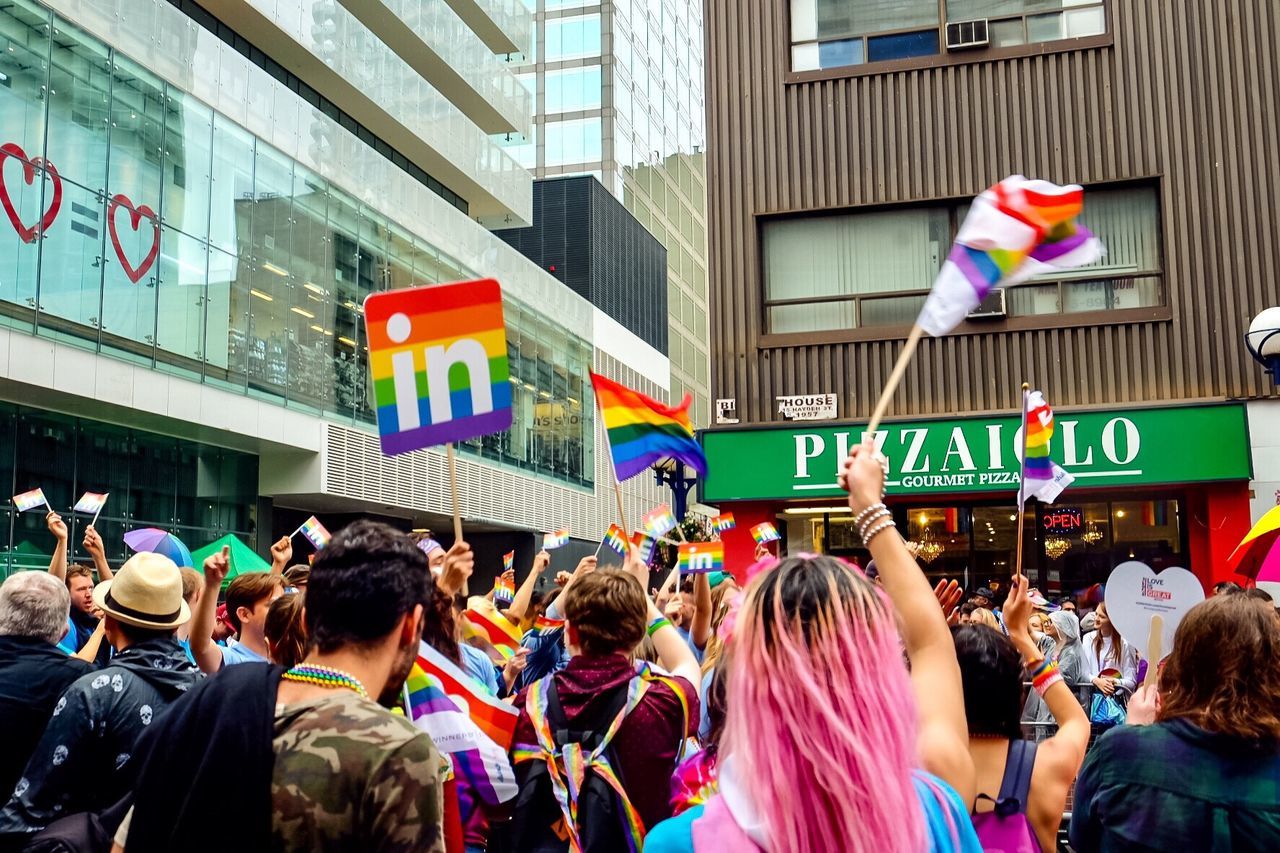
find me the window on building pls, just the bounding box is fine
[545,14,602,61]
[761,185,1161,334]
[790,0,1106,72]
[543,117,603,166]
[545,65,603,113]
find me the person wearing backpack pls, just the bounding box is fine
[505,557,700,852]
[954,575,1090,852]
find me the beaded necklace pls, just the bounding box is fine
[282,663,369,700]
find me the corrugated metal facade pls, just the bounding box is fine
[704,0,1280,423]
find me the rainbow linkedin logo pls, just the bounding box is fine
[364,279,513,455]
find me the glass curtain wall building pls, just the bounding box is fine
[499,0,711,427]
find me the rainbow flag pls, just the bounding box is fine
[465,606,522,654]
[299,516,331,550]
[12,488,48,513]
[643,504,678,538]
[631,532,658,565]
[493,575,515,606]
[590,371,706,482]
[73,492,109,515]
[531,614,566,634]
[1020,390,1074,505]
[502,550,514,573]
[365,279,513,455]
[751,522,781,545]
[917,177,1104,336]
[405,641,518,808]
[711,513,736,534]
[543,528,570,550]
[678,541,724,574]
[600,523,630,557]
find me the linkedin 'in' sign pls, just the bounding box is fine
[364,279,513,455]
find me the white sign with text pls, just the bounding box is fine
[1104,561,1204,660]
[777,394,837,421]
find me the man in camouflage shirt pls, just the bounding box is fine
[118,522,449,852]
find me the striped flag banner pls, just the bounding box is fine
[12,488,48,513]
[678,541,724,574]
[751,522,781,545]
[543,528,570,550]
[73,492,109,515]
[643,504,678,538]
[711,513,736,534]
[600,523,629,557]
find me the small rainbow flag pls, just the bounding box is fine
[917,177,1104,337]
[73,492,109,515]
[643,504,678,538]
[502,551,514,573]
[678,541,724,574]
[600,523,629,557]
[631,532,658,565]
[405,641,518,808]
[751,522,781,545]
[299,516,331,550]
[712,513,736,534]
[12,488,48,513]
[543,528,570,550]
[365,279,513,455]
[493,575,515,606]
[590,372,706,482]
[465,606,523,654]
[1019,390,1074,505]
[532,614,566,634]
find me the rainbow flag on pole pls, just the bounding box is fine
[590,371,706,482]
[678,541,724,574]
[643,504,678,538]
[751,522,781,545]
[1019,390,1074,504]
[543,528,570,550]
[299,516,331,550]
[631,532,658,566]
[917,177,1104,337]
[492,575,515,607]
[405,641,518,808]
[73,492,109,515]
[600,523,629,557]
[712,513,736,534]
[502,551,514,573]
[12,488,48,513]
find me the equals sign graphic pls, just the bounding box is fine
[69,202,99,239]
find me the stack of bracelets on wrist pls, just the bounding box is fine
[854,502,896,545]
[647,616,671,636]
[1030,658,1062,696]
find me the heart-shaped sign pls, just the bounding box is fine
[107,193,160,284]
[0,143,62,243]
[1104,561,1205,661]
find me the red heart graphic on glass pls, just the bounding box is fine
[0,142,62,243]
[107,193,160,284]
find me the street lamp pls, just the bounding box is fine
[1245,308,1280,383]
[653,459,698,521]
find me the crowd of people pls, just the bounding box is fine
[1,440,1279,851]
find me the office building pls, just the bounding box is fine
[500,0,711,427]
[699,0,1279,594]
[0,0,669,576]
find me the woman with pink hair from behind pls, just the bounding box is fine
[647,439,981,853]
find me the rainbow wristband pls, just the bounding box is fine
[1033,671,1063,697]
[647,617,672,637]
[1027,657,1052,680]
[1032,661,1060,691]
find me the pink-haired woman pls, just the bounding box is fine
[647,440,980,853]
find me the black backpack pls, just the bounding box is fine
[497,677,637,853]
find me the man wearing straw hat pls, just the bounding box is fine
[0,553,201,843]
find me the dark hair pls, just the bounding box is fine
[282,565,311,588]
[305,521,433,654]
[65,565,93,587]
[1213,580,1242,595]
[421,584,461,666]
[959,601,978,617]
[563,570,647,656]
[225,573,283,632]
[952,624,1024,739]
[265,592,308,668]
[1243,588,1273,606]
[1159,594,1280,741]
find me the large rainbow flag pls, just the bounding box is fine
[917,177,1103,337]
[405,641,518,810]
[1020,390,1074,505]
[590,372,707,482]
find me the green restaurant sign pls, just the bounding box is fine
[699,403,1250,503]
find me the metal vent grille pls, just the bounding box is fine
[945,19,990,50]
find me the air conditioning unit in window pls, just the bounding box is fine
[946,19,990,51]
[967,288,1006,320]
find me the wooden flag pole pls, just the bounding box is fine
[865,324,925,436]
[1014,383,1031,582]
[1143,614,1164,689]
[445,442,466,594]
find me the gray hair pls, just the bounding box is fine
[0,571,70,645]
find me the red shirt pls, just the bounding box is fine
[512,653,699,831]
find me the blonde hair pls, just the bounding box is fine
[970,607,999,630]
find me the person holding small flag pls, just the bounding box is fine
[189,548,284,673]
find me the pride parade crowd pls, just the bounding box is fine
[0,439,1276,853]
